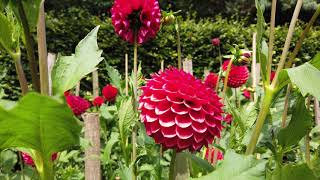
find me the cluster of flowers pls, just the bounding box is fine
[21,152,58,166]
[65,84,118,116]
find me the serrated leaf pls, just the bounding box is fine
[193,150,266,180]
[105,62,122,90]
[0,92,81,161]
[270,163,317,180]
[102,132,119,164]
[52,26,103,95]
[118,97,136,144]
[277,95,313,148]
[0,10,20,54]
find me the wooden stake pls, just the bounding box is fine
[47,53,56,96]
[92,70,99,98]
[315,98,320,125]
[252,33,258,102]
[37,0,49,95]
[161,60,164,71]
[83,113,101,180]
[182,59,193,75]
[125,53,129,96]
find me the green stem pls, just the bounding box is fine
[176,18,182,70]
[266,0,277,85]
[18,152,26,180]
[172,152,189,180]
[222,59,233,99]
[131,34,138,180]
[246,87,274,155]
[33,151,54,180]
[17,0,40,92]
[169,150,176,180]
[11,52,29,95]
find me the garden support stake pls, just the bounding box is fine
[83,113,101,180]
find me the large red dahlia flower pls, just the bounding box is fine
[111,0,161,44]
[65,94,91,116]
[204,73,219,90]
[139,68,225,152]
[222,60,249,88]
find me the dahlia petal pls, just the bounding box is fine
[189,110,205,123]
[155,101,171,115]
[184,100,202,111]
[193,132,205,143]
[164,137,177,148]
[175,114,192,128]
[177,139,192,149]
[192,121,207,133]
[159,111,175,127]
[161,125,177,138]
[171,103,189,115]
[144,101,155,110]
[166,93,184,104]
[176,126,193,140]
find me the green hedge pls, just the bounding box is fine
[1,7,320,99]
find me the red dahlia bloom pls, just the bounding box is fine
[211,38,220,46]
[102,84,118,102]
[139,68,225,152]
[242,89,251,100]
[225,114,233,124]
[222,60,249,88]
[93,96,105,107]
[65,94,91,116]
[22,152,58,166]
[205,148,223,163]
[204,73,219,90]
[270,71,276,82]
[111,0,161,44]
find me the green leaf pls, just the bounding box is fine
[310,53,320,69]
[0,9,20,54]
[0,99,16,110]
[277,95,313,148]
[286,62,320,99]
[105,62,122,91]
[193,150,266,180]
[52,26,103,95]
[118,97,136,145]
[0,92,81,160]
[21,0,42,31]
[102,132,119,164]
[270,164,317,180]
[185,152,213,175]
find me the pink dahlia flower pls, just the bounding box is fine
[22,152,58,166]
[222,60,249,88]
[139,68,225,152]
[65,94,91,116]
[242,89,251,100]
[93,96,105,107]
[204,73,219,90]
[211,38,220,46]
[111,0,161,44]
[205,148,223,163]
[225,114,233,124]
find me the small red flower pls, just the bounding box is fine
[139,68,225,152]
[225,114,233,124]
[211,38,220,46]
[204,73,219,90]
[205,148,223,163]
[102,84,118,102]
[270,71,276,82]
[93,96,105,107]
[111,0,161,44]
[242,89,251,100]
[65,95,91,116]
[222,60,249,88]
[22,152,58,167]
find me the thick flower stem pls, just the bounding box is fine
[12,52,28,95]
[222,59,233,98]
[246,88,274,155]
[171,152,189,180]
[17,0,40,92]
[169,150,176,180]
[176,18,182,70]
[131,35,138,180]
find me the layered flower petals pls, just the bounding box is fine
[222,60,249,88]
[139,68,225,151]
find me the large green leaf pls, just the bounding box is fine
[118,97,136,144]
[105,62,122,91]
[277,95,313,148]
[286,62,320,99]
[0,92,81,159]
[193,150,266,180]
[52,26,103,95]
[270,164,317,180]
[0,9,20,54]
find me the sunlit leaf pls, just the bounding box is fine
[52,26,103,95]
[270,163,317,180]
[105,62,122,91]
